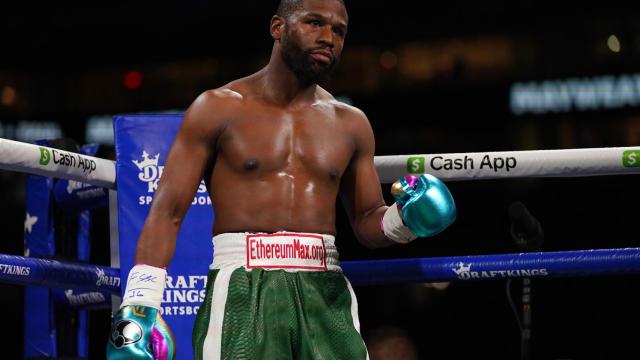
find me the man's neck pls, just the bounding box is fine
[258,51,318,108]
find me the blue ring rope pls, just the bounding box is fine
[0,254,120,293]
[342,247,640,286]
[2,248,640,292]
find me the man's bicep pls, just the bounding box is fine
[340,116,385,222]
[151,95,222,216]
[342,154,385,219]
[152,133,207,215]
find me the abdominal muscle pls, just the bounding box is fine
[209,170,339,236]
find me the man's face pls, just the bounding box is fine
[280,0,348,85]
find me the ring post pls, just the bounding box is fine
[23,140,107,359]
[24,139,58,359]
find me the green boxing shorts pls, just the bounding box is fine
[192,232,369,360]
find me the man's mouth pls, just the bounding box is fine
[309,50,333,64]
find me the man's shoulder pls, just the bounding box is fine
[194,75,264,110]
[182,84,247,131]
[194,85,245,108]
[328,99,369,128]
[184,88,242,123]
[315,91,374,141]
[334,100,366,119]
[316,88,367,121]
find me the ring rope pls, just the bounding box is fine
[343,247,640,286]
[375,147,640,183]
[3,248,639,292]
[1,139,638,187]
[0,138,116,189]
[52,288,112,309]
[0,254,121,293]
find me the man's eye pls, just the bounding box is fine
[309,20,321,26]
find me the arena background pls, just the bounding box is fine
[2,1,640,359]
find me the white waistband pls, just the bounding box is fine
[211,232,341,272]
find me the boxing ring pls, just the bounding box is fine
[1,115,640,358]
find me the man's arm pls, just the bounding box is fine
[108,91,229,360]
[339,109,396,249]
[134,91,225,267]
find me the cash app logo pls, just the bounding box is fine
[622,150,640,168]
[39,147,51,165]
[407,156,425,173]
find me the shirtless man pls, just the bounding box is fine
[107,0,456,359]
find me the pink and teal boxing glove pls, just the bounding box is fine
[107,265,175,360]
[382,174,456,243]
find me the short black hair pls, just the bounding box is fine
[276,0,303,20]
[276,0,345,20]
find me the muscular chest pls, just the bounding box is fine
[218,106,354,177]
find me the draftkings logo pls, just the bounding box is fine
[452,262,549,280]
[161,275,208,317]
[133,150,211,206]
[95,268,121,288]
[452,262,472,279]
[0,264,30,276]
[132,150,162,193]
[64,289,106,306]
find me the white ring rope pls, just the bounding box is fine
[0,138,116,189]
[1,138,639,187]
[376,147,640,183]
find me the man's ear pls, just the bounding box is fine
[271,15,285,40]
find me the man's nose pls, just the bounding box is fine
[317,25,335,47]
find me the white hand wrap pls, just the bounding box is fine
[382,205,417,244]
[120,264,167,310]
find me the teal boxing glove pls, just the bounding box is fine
[107,264,176,360]
[107,305,175,360]
[382,174,456,243]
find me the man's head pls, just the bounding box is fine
[271,0,348,85]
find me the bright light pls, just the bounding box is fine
[607,34,621,53]
[1,86,17,106]
[510,73,640,115]
[85,115,114,145]
[15,121,63,142]
[123,71,143,90]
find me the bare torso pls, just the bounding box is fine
[206,79,357,235]
[133,1,392,267]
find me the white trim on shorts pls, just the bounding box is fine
[346,277,370,360]
[202,267,234,360]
